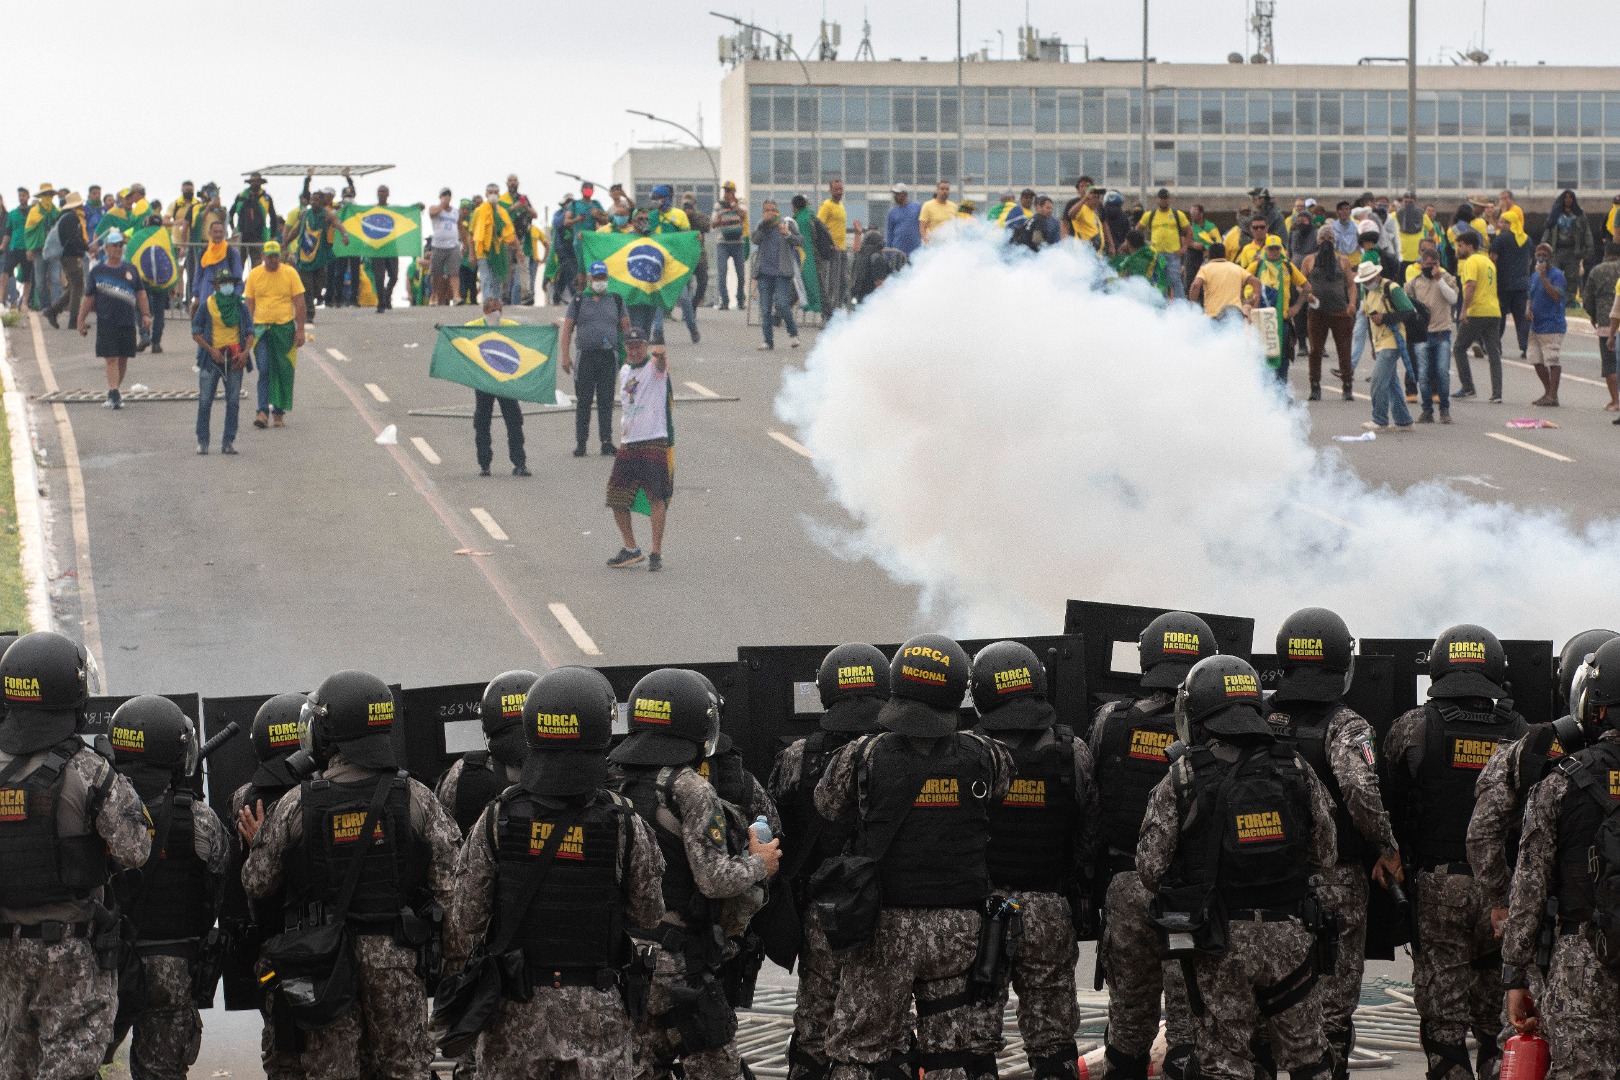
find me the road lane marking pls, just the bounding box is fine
[684,381,720,398]
[1289,501,1363,533]
[548,603,602,656]
[767,430,813,458]
[470,508,509,541]
[410,437,440,464]
[1485,431,1573,462]
[365,383,390,403]
[1502,357,1605,388]
[326,348,349,362]
[26,314,105,682]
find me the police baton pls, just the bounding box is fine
[198,721,241,761]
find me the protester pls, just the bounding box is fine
[1490,205,1532,359]
[1582,242,1620,412]
[1453,230,1503,401]
[752,199,802,351]
[605,332,671,571]
[76,229,150,410]
[1356,260,1414,432]
[24,185,60,314]
[192,219,244,312]
[713,181,748,310]
[559,261,630,458]
[1394,192,1435,273]
[1137,189,1191,300]
[42,191,89,329]
[1110,230,1162,292]
[1,187,28,309]
[1183,203,1221,293]
[1405,244,1458,423]
[1188,242,1258,321]
[1248,185,1286,236]
[499,175,537,305]
[1065,180,1106,251]
[1331,201,1358,255]
[885,183,922,255]
[426,188,461,307]
[1008,196,1061,251]
[851,224,906,301]
[1234,216,1273,271]
[918,181,957,245]
[369,184,406,312]
[1302,225,1359,401]
[465,296,529,477]
[1253,235,1310,388]
[1100,191,1130,257]
[1527,242,1568,407]
[681,191,710,308]
[817,178,852,312]
[470,183,518,302]
[230,173,276,266]
[191,267,247,455]
[647,184,699,344]
[1542,190,1592,302]
[285,178,345,324]
[242,240,306,429]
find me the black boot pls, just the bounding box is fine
[1308,381,1321,401]
[1104,1045,1151,1080]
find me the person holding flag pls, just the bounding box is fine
[647,184,698,343]
[130,210,179,353]
[462,295,530,477]
[242,241,306,429]
[363,183,421,312]
[605,330,672,571]
[76,228,151,410]
[471,183,518,303]
[191,266,248,455]
[1253,235,1311,389]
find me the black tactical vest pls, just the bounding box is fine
[126,790,214,944]
[1275,703,1369,868]
[1165,742,1313,911]
[1513,723,1572,802]
[0,739,111,909]
[777,731,858,891]
[1413,703,1526,867]
[490,788,630,973]
[453,752,507,836]
[982,727,1078,893]
[698,748,751,809]
[615,765,708,925]
[242,781,293,930]
[1095,701,1177,857]
[294,771,428,927]
[1554,743,1620,921]
[858,732,994,909]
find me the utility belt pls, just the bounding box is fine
[0,920,93,941]
[1418,861,1474,876]
[520,960,624,993]
[1559,920,1588,936]
[718,930,765,1009]
[634,916,726,973]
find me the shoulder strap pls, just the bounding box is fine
[488,798,592,956]
[328,772,399,924]
[858,734,938,864]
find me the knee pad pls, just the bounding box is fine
[916,1050,997,1080]
[1473,1041,1501,1080]
[1105,1044,1152,1080]
[1161,1043,1197,1080]
[1248,1030,1277,1080]
[788,1035,831,1080]
[1324,1025,1353,1080]
[1418,1023,1472,1080]
[872,1052,915,1080]
[1028,1051,1080,1080]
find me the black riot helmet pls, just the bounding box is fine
[0,630,88,754]
[1558,630,1618,708]
[880,634,971,738]
[608,668,721,767]
[299,670,397,771]
[521,666,617,796]
[1573,638,1620,739]
[250,692,309,789]
[481,669,539,768]
[1273,607,1356,704]
[816,643,890,734]
[110,696,198,795]
[1175,655,1271,745]
[1138,612,1218,691]
[1427,624,1507,701]
[970,640,1054,730]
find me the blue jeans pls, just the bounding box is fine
[1159,251,1184,300]
[1349,310,1368,373]
[197,359,242,447]
[1370,347,1412,427]
[477,257,507,300]
[676,281,697,338]
[716,242,747,307]
[1418,330,1452,414]
[34,255,61,310]
[254,334,279,415]
[757,274,797,348]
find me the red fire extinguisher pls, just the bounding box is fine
[1499,1032,1549,1080]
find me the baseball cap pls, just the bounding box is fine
[651,183,672,199]
[439,187,452,197]
[102,228,125,245]
[892,183,909,194]
[625,327,648,344]
[589,261,608,277]
[722,180,737,190]
[262,240,282,256]
[1263,234,1284,248]
[1304,198,1318,207]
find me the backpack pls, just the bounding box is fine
[1587,785,1620,971]
[1398,285,1431,345]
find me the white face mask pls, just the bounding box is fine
[590,280,608,295]
[217,284,236,296]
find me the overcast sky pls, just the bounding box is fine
[4,0,1611,214]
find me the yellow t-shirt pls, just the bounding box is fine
[918,199,958,241]
[243,263,306,326]
[1607,205,1620,241]
[1223,226,1244,261]
[1138,208,1189,255]
[1193,259,1250,317]
[817,199,848,250]
[1459,252,1500,318]
[1069,202,1100,244]
[1359,282,1401,353]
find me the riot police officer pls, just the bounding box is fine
[609,667,781,1080]
[106,695,233,1080]
[0,631,151,1080]
[1502,637,1620,1077]
[814,634,1014,1080]
[240,670,462,1080]
[1384,626,1526,1080]
[444,667,667,1079]
[969,640,1098,1080]
[769,643,891,1080]
[1086,611,1216,1080]
[435,670,536,835]
[1135,655,1337,1080]
[1265,607,1402,1079]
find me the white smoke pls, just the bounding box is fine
[777,226,1620,644]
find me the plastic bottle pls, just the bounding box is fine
[1499,1032,1549,1080]
[750,815,772,843]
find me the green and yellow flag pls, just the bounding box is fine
[578,230,700,311]
[429,324,559,404]
[128,226,179,291]
[339,204,422,258]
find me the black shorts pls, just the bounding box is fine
[606,438,672,510]
[2,250,28,276]
[95,322,138,359]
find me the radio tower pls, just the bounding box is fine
[854,14,876,61]
[1250,1,1276,64]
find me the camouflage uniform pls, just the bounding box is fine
[107,797,234,1080]
[443,793,667,1080]
[0,746,151,1080]
[242,753,463,1080]
[1500,729,1620,1080]
[231,782,305,1080]
[815,733,1015,1080]
[434,755,521,823]
[1135,739,1338,1080]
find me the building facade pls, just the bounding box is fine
[612,146,722,218]
[721,59,1620,227]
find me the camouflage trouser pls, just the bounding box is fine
[1412,869,1502,1080]
[480,983,635,1080]
[638,944,741,1080]
[299,934,431,1080]
[790,911,841,1077]
[1099,871,1195,1069]
[971,889,1079,1071]
[1540,933,1620,1080]
[1306,864,1369,1074]
[108,953,202,1080]
[0,935,117,1080]
[260,994,308,1080]
[828,907,994,1080]
[1189,919,1327,1080]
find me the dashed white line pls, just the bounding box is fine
[410,437,441,465]
[767,430,813,458]
[1485,431,1573,463]
[684,381,720,398]
[326,347,349,362]
[548,602,602,656]
[469,507,510,541]
[364,382,390,403]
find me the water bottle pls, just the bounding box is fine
[749,815,773,843]
[1499,1032,1549,1080]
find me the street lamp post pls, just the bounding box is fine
[712,12,818,203]
[627,109,723,206]
[1406,0,1417,195]
[1140,0,1150,208]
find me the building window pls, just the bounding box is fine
[751,90,771,132]
[1248,92,1270,136]
[1485,146,1507,191]
[1581,94,1603,138]
[1202,90,1223,135]
[1177,91,1199,135]
[919,139,942,184]
[1461,145,1482,191]
[1037,149,1058,186]
[1390,93,1408,136]
[1106,91,1131,135]
[1343,146,1365,189]
[1367,143,1389,190]
[989,140,1010,186]
[917,90,939,133]
[1152,144,1175,187]
[1225,143,1245,189]
[868,143,889,186]
[1010,140,1032,186]
[1533,93,1554,137]
[1271,142,1293,188]
[1319,92,1342,136]
[1201,140,1223,187]
[1438,146,1460,189]
[1415,92,1437,137]
[1461,92,1484,138]
[1556,92,1578,137]
[1011,89,1034,131]
[940,91,959,135]
[1533,145,1553,188]
[1485,93,1507,137]
[1437,93,1460,137]
[1509,93,1532,137]
[1152,93,1174,137]
[1083,90,1105,135]
[964,88,986,132]
[1058,92,1081,134]
[1608,94,1620,138]
[1583,147,1603,189]
[820,89,842,131]
[891,141,914,185]
[964,145,986,188]
[844,89,868,132]
[1607,145,1620,187]
[1416,149,1435,191]
[1295,141,1318,188]
[1272,92,1293,136]
[1059,149,1081,185]
[1508,144,1533,189]
[1367,91,1390,137]
[1178,146,1200,187]
[750,140,770,184]
[1225,90,1246,135]
[870,89,892,131]
[1556,144,1579,189]
[1320,146,1341,189]
[1343,92,1366,137]
[893,89,915,133]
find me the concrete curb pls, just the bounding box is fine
[0,317,54,633]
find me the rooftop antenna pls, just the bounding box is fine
[854,12,875,60]
[1249,1,1275,64]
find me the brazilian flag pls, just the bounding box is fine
[578,230,700,311]
[128,226,179,292]
[339,204,422,258]
[429,324,559,405]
